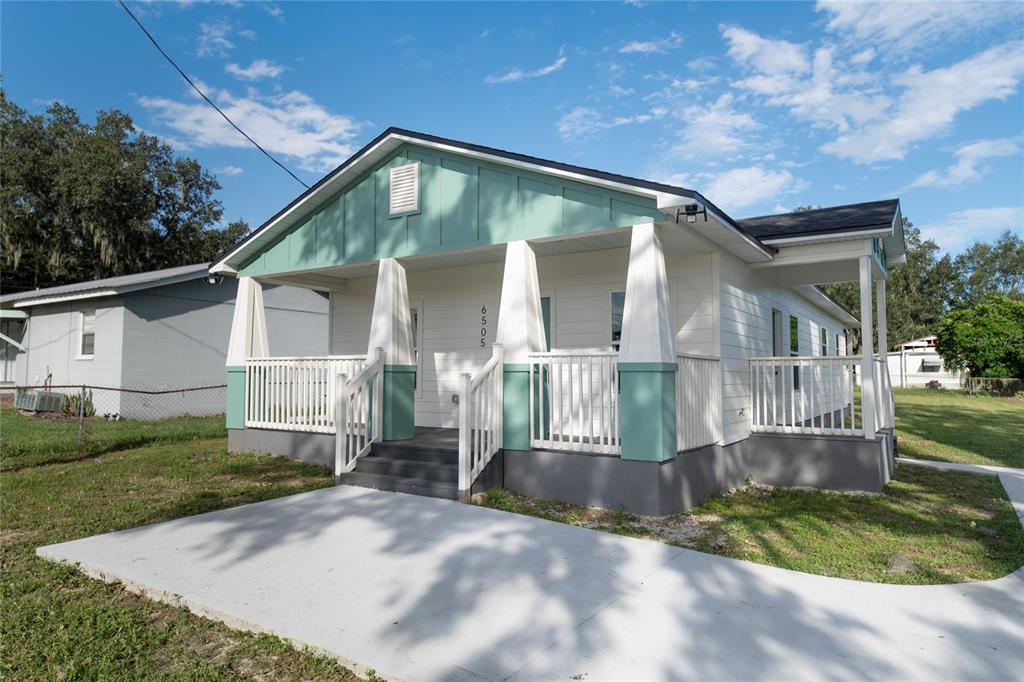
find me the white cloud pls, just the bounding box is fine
[686,56,717,72]
[817,0,1024,56]
[672,93,758,157]
[918,206,1024,253]
[823,42,1024,163]
[662,165,801,212]
[557,106,666,140]
[225,59,285,81]
[485,50,566,84]
[908,138,1021,189]
[619,32,684,54]
[850,47,876,66]
[138,86,361,173]
[722,25,809,75]
[216,165,244,176]
[262,3,283,18]
[196,19,235,57]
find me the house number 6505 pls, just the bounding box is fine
[480,305,487,347]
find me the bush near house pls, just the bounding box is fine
[936,295,1024,379]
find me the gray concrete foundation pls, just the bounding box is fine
[231,427,895,517]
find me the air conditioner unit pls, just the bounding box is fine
[15,389,66,413]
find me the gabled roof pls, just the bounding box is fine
[739,199,901,242]
[210,127,774,273]
[1,263,212,309]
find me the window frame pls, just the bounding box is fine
[789,314,800,390]
[77,308,96,360]
[409,301,423,397]
[610,290,625,352]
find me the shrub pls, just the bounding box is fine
[62,389,96,418]
[936,295,1024,379]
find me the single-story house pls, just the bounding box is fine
[210,128,902,515]
[887,335,961,388]
[0,264,328,419]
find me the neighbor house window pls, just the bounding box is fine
[79,309,96,358]
[610,291,625,351]
[820,327,828,356]
[921,360,941,373]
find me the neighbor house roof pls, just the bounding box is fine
[0,263,212,309]
[739,199,902,243]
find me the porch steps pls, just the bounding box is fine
[335,437,460,500]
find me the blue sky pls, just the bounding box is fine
[3,1,1023,254]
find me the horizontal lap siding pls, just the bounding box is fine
[719,252,851,445]
[329,247,716,428]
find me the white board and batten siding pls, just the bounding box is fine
[329,248,716,428]
[718,252,853,446]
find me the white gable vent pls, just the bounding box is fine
[389,162,420,216]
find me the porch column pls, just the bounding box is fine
[859,255,876,437]
[367,258,416,440]
[876,276,891,427]
[619,223,677,462]
[495,240,547,451]
[225,276,269,430]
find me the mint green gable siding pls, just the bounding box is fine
[239,144,664,277]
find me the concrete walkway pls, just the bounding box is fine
[39,482,1024,681]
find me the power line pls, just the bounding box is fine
[117,0,310,189]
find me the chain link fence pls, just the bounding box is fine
[13,383,226,425]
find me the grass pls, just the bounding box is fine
[476,465,1024,585]
[0,407,228,471]
[894,388,1024,468]
[0,409,358,680]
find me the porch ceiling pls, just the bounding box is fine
[257,224,711,291]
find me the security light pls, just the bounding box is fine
[205,274,223,286]
[677,203,707,224]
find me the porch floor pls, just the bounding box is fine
[389,426,459,451]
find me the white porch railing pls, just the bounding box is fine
[676,353,722,451]
[750,356,862,436]
[528,350,620,455]
[245,355,366,433]
[458,345,504,493]
[874,357,895,430]
[335,348,384,477]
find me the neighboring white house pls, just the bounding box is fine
[207,128,903,515]
[0,264,328,418]
[886,335,961,388]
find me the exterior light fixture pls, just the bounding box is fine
[205,274,223,286]
[676,203,708,224]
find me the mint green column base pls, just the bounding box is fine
[226,365,246,430]
[618,362,677,462]
[503,364,532,451]
[383,364,416,441]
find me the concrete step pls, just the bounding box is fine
[335,471,460,500]
[357,456,458,484]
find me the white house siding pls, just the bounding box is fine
[119,279,328,418]
[16,298,126,414]
[329,247,715,428]
[886,350,960,388]
[719,252,851,445]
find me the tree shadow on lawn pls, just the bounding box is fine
[896,400,1024,468]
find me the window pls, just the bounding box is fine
[389,162,420,216]
[820,327,828,356]
[836,333,842,356]
[610,291,625,351]
[79,309,96,358]
[790,315,800,389]
[920,360,941,373]
[409,304,422,394]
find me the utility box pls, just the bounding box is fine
[15,389,66,413]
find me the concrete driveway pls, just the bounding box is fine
[39,483,1024,681]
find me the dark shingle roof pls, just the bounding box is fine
[0,263,211,306]
[739,199,901,241]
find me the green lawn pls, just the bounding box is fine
[0,407,228,471]
[0,409,359,681]
[477,465,1024,584]
[894,388,1024,468]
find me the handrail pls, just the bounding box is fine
[245,355,366,433]
[458,344,504,496]
[530,349,619,357]
[750,355,862,437]
[246,354,367,362]
[334,348,384,479]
